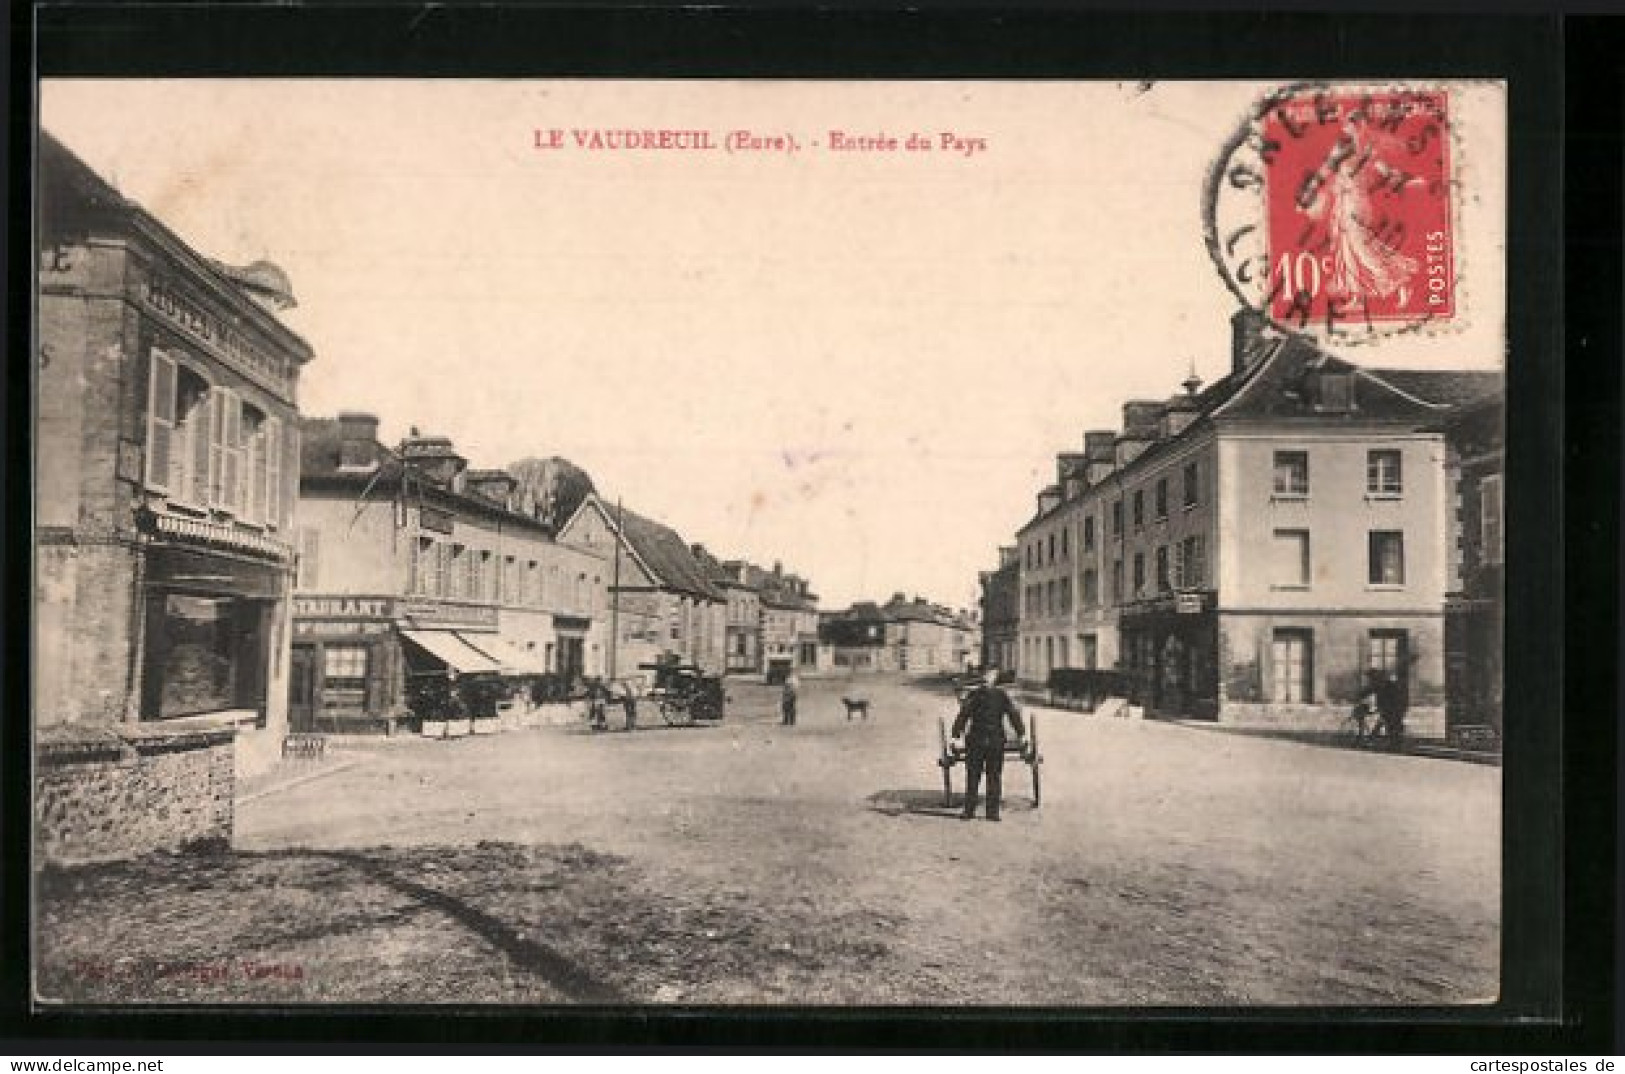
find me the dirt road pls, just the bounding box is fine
[37,674,1499,1006]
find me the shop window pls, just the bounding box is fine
[1183,461,1200,508]
[1480,475,1503,565]
[322,645,369,690]
[1273,451,1310,497]
[1367,450,1403,497]
[1270,629,1313,703]
[1271,529,1310,588]
[1368,531,1406,586]
[145,593,267,721]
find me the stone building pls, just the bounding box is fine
[756,563,821,676]
[714,560,763,674]
[290,415,610,732]
[1014,310,1500,734]
[35,133,314,858]
[557,495,726,680]
[820,602,894,671]
[35,134,313,756]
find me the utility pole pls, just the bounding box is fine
[608,497,623,682]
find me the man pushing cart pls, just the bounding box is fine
[944,666,1033,821]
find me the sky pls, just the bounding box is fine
[39,80,1506,610]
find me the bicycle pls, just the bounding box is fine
[1338,702,1402,750]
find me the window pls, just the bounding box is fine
[322,645,369,688]
[411,536,437,595]
[1155,479,1168,520]
[1132,553,1146,598]
[1368,531,1405,586]
[1155,546,1170,593]
[1111,501,1123,536]
[1368,630,1409,677]
[1270,629,1313,703]
[1480,475,1503,565]
[1273,451,1310,497]
[1271,529,1310,588]
[1081,634,1098,670]
[1111,561,1124,602]
[1047,533,1056,565]
[471,550,491,602]
[1061,527,1070,560]
[502,556,517,604]
[1083,515,1095,552]
[1045,580,1056,615]
[1059,576,1072,613]
[145,350,283,522]
[1183,462,1199,508]
[1132,490,1145,529]
[1367,450,1403,496]
[1175,535,1206,590]
[1082,568,1098,607]
[296,528,320,590]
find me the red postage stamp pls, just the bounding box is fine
[1260,88,1453,329]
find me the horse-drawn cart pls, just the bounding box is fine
[639,662,725,727]
[936,715,1042,808]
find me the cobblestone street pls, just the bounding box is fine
[37,674,1499,1006]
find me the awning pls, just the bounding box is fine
[460,633,551,675]
[399,629,508,674]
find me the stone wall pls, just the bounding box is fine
[35,724,235,865]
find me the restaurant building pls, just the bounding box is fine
[35,132,315,794]
[291,415,609,732]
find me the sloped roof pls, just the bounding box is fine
[600,502,724,602]
[1366,369,1504,409]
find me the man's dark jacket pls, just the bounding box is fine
[952,684,1026,744]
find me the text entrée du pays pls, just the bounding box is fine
[533,128,989,157]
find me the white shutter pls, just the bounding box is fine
[145,351,177,490]
[244,421,263,524]
[223,390,244,514]
[263,417,283,528]
[1172,541,1185,590]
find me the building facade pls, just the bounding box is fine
[291,416,610,731]
[756,564,820,675]
[557,495,727,680]
[714,560,763,675]
[36,133,315,782]
[978,546,1020,673]
[1013,311,1500,734]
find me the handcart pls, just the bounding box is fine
[640,662,725,727]
[936,714,1042,808]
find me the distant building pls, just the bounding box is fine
[557,495,726,680]
[1014,310,1501,734]
[35,132,315,779]
[708,558,763,675]
[820,594,976,674]
[1443,392,1504,736]
[978,546,1020,672]
[291,417,609,732]
[755,563,821,675]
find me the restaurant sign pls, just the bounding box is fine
[397,599,498,631]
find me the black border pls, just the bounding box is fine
[5,4,1600,1053]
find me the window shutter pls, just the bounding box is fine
[193,387,217,504]
[145,351,177,490]
[263,415,282,526]
[1172,541,1185,590]
[224,391,244,513]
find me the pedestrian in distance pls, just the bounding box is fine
[619,679,638,732]
[587,677,610,732]
[951,666,1026,821]
[780,670,800,726]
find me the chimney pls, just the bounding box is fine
[336,411,379,470]
[1232,308,1273,376]
[1115,403,1161,466]
[998,545,1019,569]
[399,433,467,488]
